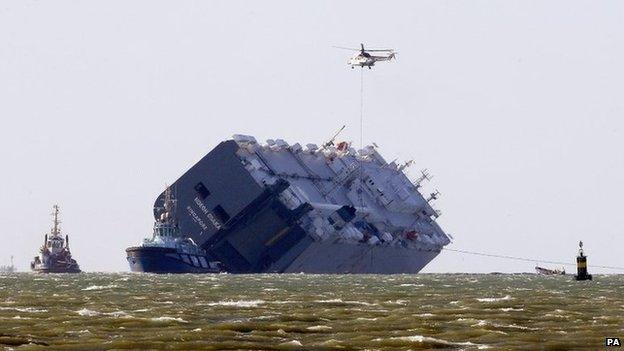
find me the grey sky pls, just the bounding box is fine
[1,1,622,273]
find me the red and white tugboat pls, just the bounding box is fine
[31,205,81,273]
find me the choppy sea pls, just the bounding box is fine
[0,273,622,350]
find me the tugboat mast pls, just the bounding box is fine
[51,204,61,237]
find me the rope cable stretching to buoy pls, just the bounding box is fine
[442,247,624,271]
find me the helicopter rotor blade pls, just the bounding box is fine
[332,46,359,51]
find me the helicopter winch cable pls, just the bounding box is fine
[358,67,364,207]
[442,247,624,271]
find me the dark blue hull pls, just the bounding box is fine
[126,246,220,274]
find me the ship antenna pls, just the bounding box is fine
[323,125,346,148]
[51,205,61,237]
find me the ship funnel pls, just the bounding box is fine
[65,235,69,248]
[44,234,48,246]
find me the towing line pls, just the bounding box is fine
[442,247,624,271]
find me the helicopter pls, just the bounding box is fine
[334,43,396,69]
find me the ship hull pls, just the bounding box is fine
[31,263,81,274]
[126,247,219,274]
[277,241,440,274]
[128,242,440,274]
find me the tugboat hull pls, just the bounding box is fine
[32,266,81,274]
[126,247,220,274]
[30,259,81,273]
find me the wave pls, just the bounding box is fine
[81,284,118,291]
[12,315,32,319]
[76,308,133,318]
[314,298,377,306]
[0,307,47,313]
[476,295,512,302]
[306,325,332,331]
[500,323,539,331]
[76,308,100,317]
[207,300,265,308]
[131,308,151,313]
[271,300,300,305]
[279,340,302,347]
[66,329,91,335]
[376,335,488,349]
[149,316,188,323]
[471,320,488,327]
[385,299,408,305]
[500,307,524,312]
[103,311,132,318]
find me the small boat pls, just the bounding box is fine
[535,266,565,275]
[30,205,81,273]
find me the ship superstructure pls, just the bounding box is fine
[126,187,222,273]
[152,135,451,273]
[31,205,81,273]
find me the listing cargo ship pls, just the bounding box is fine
[31,205,81,273]
[131,134,451,274]
[126,187,223,273]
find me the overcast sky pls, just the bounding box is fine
[1,1,622,273]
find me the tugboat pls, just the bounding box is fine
[0,256,16,273]
[125,186,223,273]
[31,205,81,273]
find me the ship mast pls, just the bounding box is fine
[51,205,61,237]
